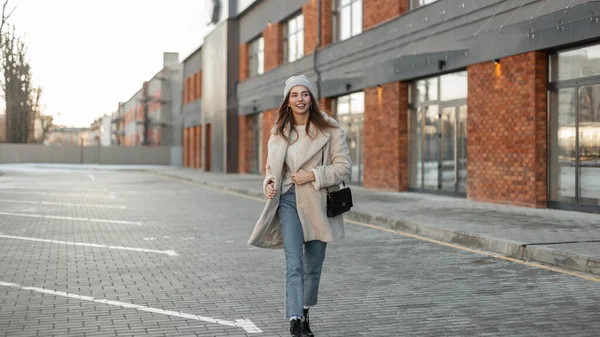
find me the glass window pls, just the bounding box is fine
[284,13,304,63]
[549,44,600,209]
[336,0,362,42]
[409,71,468,194]
[578,85,600,204]
[410,0,438,10]
[440,72,468,101]
[551,45,600,82]
[413,77,438,103]
[549,89,577,202]
[335,92,364,184]
[249,36,264,77]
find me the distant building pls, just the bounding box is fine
[111,52,183,147]
[88,115,114,146]
[46,126,90,146]
[101,115,112,146]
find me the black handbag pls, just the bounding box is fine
[321,150,353,217]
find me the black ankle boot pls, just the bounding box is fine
[290,318,302,337]
[302,308,315,337]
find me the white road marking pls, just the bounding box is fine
[0,281,262,333]
[0,211,142,225]
[0,199,127,209]
[88,174,95,181]
[0,191,117,199]
[0,234,177,256]
[0,186,109,192]
[143,237,157,241]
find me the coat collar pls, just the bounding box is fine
[295,125,330,169]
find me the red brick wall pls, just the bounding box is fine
[195,71,202,99]
[190,127,197,168]
[183,126,203,168]
[319,98,333,116]
[363,0,409,31]
[363,82,409,191]
[183,128,189,167]
[184,71,202,105]
[261,109,278,175]
[239,43,249,82]
[467,51,548,207]
[264,23,284,72]
[195,125,202,169]
[303,0,332,55]
[238,115,251,173]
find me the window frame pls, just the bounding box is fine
[547,43,600,213]
[283,12,304,64]
[333,0,363,42]
[248,35,264,77]
[409,0,439,10]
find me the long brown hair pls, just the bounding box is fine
[274,90,336,143]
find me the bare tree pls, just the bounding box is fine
[0,0,15,49]
[3,25,33,143]
[31,87,53,143]
[1,1,51,144]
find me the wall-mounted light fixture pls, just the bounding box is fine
[494,58,501,77]
[438,60,446,70]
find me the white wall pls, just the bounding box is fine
[101,115,112,146]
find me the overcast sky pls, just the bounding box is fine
[9,0,209,127]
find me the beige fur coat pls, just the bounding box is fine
[248,112,352,249]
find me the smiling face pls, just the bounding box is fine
[288,85,311,117]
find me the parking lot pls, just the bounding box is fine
[0,167,599,337]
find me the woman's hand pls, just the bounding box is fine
[265,181,276,199]
[291,170,315,185]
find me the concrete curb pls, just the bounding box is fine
[155,170,600,277]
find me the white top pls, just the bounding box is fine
[281,125,310,194]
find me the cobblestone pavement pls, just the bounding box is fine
[0,168,599,336]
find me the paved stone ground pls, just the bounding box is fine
[0,168,599,336]
[153,168,600,264]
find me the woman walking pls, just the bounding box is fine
[248,75,352,337]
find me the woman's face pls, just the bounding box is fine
[288,85,311,116]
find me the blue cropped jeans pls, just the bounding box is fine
[278,184,327,318]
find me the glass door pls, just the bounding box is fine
[339,114,363,184]
[408,72,467,196]
[440,106,456,192]
[577,84,600,205]
[550,85,600,207]
[249,114,262,174]
[439,104,467,193]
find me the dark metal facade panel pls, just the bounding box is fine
[231,0,259,16]
[202,22,231,172]
[183,48,203,77]
[237,0,600,112]
[238,0,309,44]
[226,19,240,173]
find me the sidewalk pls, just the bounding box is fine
[153,167,600,276]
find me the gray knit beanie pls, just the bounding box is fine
[283,75,315,99]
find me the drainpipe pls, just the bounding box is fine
[312,0,322,100]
